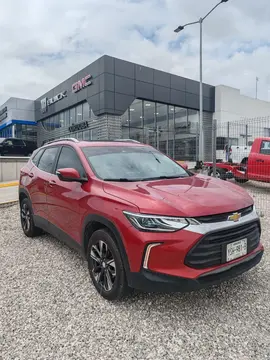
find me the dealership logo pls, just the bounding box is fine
[0,106,7,122]
[72,75,92,93]
[69,121,89,133]
[41,91,67,113]
[228,212,241,222]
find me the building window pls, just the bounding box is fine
[130,100,143,128]
[70,108,76,125]
[76,104,83,123]
[168,106,175,158]
[83,102,90,120]
[59,112,64,128]
[144,101,156,147]
[175,108,188,134]
[156,103,168,152]
[64,110,70,127]
[188,109,199,134]
[121,109,130,138]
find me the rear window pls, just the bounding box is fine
[260,141,270,155]
[31,148,44,166]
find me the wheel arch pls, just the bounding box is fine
[82,214,131,278]
[19,188,31,205]
[241,157,248,165]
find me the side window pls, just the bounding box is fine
[56,146,85,177]
[38,147,59,173]
[12,139,24,146]
[32,149,44,166]
[260,141,270,155]
[5,139,13,146]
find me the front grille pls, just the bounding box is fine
[185,220,261,269]
[194,205,253,224]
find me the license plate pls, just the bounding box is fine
[226,239,247,262]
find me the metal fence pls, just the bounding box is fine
[209,116,270,214]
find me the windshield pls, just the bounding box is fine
[0,138,6,144]
[82,146,190,181]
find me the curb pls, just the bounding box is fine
[0,181,19,188]
[0,199,19,208]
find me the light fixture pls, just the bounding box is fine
[145,103,151,107]
[174,25,184,33]
[130,108,135,111]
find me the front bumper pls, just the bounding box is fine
[128,249,264,293]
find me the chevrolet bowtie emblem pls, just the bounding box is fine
[228,212,241,222]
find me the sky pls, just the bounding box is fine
[0,0,270,105]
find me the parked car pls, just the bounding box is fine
[0,137,37,156]
[19,138,264,301]
[206,137,270,183]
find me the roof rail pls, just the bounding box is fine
[114,139,141,143]
[44,138,79,145]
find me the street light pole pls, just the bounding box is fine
[174,0,229,165]
[199,17,203,162]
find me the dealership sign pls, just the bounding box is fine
[69,121,89,133]
[41,91,67,113]
[72,75,92,93]
[0,106,7,122]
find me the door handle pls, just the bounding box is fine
[48,180,56,187]
[28,172,34,178]
[256,159,264,163]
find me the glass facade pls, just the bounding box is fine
[42,102,92,132]
[41,102,98,143]
[39,99,209,161]
[122,99,201,161]
[0,123,37,141]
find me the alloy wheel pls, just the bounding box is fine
[90,240,116,292]
[21,203,31,232]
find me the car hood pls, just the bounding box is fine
[103,174,253,217]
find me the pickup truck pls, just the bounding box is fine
[205,137,270,183]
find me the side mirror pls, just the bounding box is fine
[56,168,88,183]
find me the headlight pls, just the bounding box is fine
[123,211,199,232]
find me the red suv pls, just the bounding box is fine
[19,138,264,301]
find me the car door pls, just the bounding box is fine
[46,145,88,245]
[255,140,270,181]
[29,146,60,222]
[11,139,25,156]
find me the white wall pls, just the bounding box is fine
[0,97,35,125]
[214,85,270,146]
[215,85,270,123]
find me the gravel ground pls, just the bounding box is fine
[1,186,270,360]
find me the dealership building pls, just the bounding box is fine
[1,55,270,161]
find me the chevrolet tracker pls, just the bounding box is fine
[19,138,264,301]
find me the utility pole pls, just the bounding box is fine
[256,77,259,99]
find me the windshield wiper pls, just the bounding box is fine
[141,175,188,181]
[103,178,140,182]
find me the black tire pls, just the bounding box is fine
[208,167,227,180]
[20,198,43,237]
[87,228,131,301]
[234,177,249,184]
